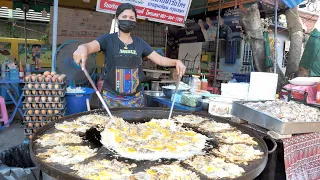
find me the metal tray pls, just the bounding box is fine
[231,101,320,134]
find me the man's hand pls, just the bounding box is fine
[73,45,88,69]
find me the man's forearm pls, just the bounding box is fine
[157,56,178,67]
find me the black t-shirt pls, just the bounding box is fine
[96,33,154,74]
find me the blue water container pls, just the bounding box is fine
[65,87,95,115]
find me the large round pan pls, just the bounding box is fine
[30,108,276,180]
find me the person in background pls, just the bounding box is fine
[198,19,208,42]
[206,17,217,41]
[73,3,186,108]
[218,16,233,41]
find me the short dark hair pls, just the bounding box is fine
[116,3,137,18]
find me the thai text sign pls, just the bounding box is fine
[96,0,192,26]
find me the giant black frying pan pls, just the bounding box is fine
[30,108,276,180]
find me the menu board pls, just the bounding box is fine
[49,6,114,44]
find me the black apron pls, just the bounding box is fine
[102,35,145,108]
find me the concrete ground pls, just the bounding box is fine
[0,94,100,153]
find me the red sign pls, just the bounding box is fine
[96,0,192,26]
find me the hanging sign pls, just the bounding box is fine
[96,0,192,27]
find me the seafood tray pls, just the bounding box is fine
[231,101,320,134]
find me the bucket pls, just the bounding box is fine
[65,87,95,115]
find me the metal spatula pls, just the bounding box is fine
[74,62,113,118]
[168,76,181,120]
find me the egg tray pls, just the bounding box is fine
[23,97,66,104]
[23,114,64,122]
[23,84,67,91]
[23,109,66,117]
[24,123,48,130]
[23,91,66,97]
[23,77,66,84]
[23,101,67,110]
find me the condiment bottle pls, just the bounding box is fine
[201,75,208,91]
[316,83,320,104]
[19,60,24,79]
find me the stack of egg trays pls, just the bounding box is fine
[22,76,67,139]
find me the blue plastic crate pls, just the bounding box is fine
[232,73,250,83]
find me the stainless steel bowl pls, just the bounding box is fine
[162,87,189,99]
[143,91,164,107]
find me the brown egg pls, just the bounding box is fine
[58,90,63,95]
[58,115,62,119]
[27,84,33,89]
[34,110,40,115]
[35,122,40,128]
[25,116,31,121]
[51,103,57,108]
[43,71,50,76]
[34,97,40,102]
[25,90,30,95]
[54,110,59,114]
[47,84,53,89]
[28,122,33,128]
[47,97,53,102]
[58,103,63,108]
[32,103,37,108]
[28,135,33,140]
[38,90,43,95]
[31,90,37,95]
[42,122,47,126]
[41,97,46,102]
[51,71,56,76]
[48,109,53,115]
[33,129,37,133]
[25,75,30,82]
[25,103,30,108]
[41,110,46,115]
[41,83,46,89]
[28,110,33,115]
[31,75,37,82]
[32,116,37,121]
[45,90,50,95]
[34,84,40,89]
[45,77,50,82]
[25,129,30,133]
[38,76,43,82]
[38,103,43,108]
[52,90,56,95]
[54,97,60,102]
[47,75,52,79]
[39,116,43,121]
[45,103,50,108]
[54,84,59,89]
[27,97,33,102]
[51,77,57,83]
[57,77,63,83]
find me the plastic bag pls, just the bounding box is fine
[0,143,40,180]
